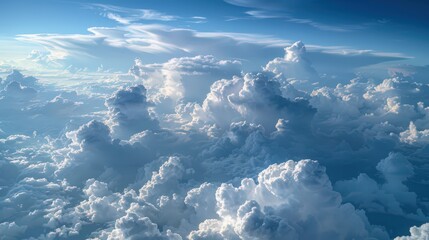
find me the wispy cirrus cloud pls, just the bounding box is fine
[227,0,390,32]
[86,3,179,24]
[15,22,407,74]
[245,10,365,32]
[188,16,207,24]
[12,3,408,76]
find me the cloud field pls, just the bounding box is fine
[1,42,429,240]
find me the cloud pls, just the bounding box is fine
[189,16,207,24]
[395,223,429,240]
[400,122,429,145]
[335,153,422,217]
[224,0,429,31]
[1,69,39,89]
[264,41,320,90]
[190,159,389,240]
[105,85,159,139]
[15,24,283,71]
[0,70,103,137]
[106,212,182,240]
[185,71,316,133]
[16,22,406,73]
[0,176,77,238]
[1,81,37,99]
[88,4,178,23]
[244,10,365,32]
[1,42,429,239]
[389,65,429,83]
[0,222,27,240]
[26,49,61,67]
[245,10,284,19]
[130,55,242,107]
[55,120,146,188]
[139,156,186,201]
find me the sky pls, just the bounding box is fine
[1,0,428,77]
[1,1,429,240]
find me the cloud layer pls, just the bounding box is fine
[1,41,429,239]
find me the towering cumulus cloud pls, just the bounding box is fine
[106,85,159,139]
[1,41,429,239]
[265,41,320,90]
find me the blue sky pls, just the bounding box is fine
[1,0,428,78]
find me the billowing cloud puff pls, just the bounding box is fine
[264,41,320,90]
[66,157,191,239]
[1,70,39,89]
[190,160,388,240]
[105,85,159,139]
[335,153,421,217]
[400,122,429,145]
[0,176,78,239]
[20,157,389,239]
[130,55,242,117]
[0,70,38,106]
[189,72,315,132]
[139,156,186,201]
[0,222,27,240]
[55,120,148,188]
[1,81,37,99]
[105,212,182,240]
[395,223,429,240]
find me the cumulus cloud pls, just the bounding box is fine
[1,69,39,89]
[335,153,422,217]
[1,41,429,239]
[105,85,159,139]
[395,223,429,240]
[264,41,320,90]
[1,80,37,99]
[190,160,388,240]
[0,222,27,240]
[106,213,182,240]
[55,120,144,188]
[187,72,315,133]
[130,55,242,114]
[400,122,429,145]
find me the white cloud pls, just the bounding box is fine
[15,21,406,75]
[106,212,182,240]
[395,223,429,240]
[400,122,429,145]
[105,85,159,139]
[89,4,178,23]
[264,41,320,91]
[1,41,429,239]
[186,72,315,133]
[190,159,389,240]
[130,55,241,106]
